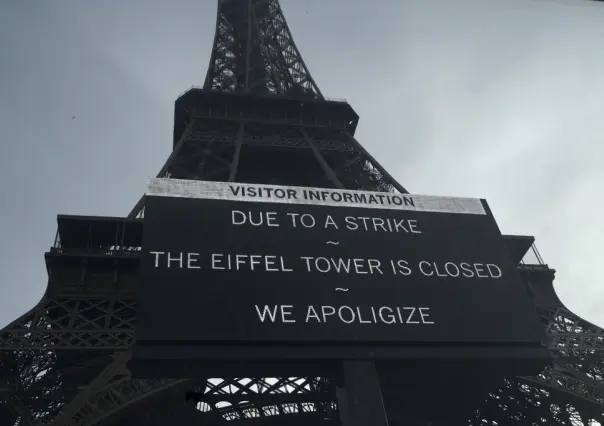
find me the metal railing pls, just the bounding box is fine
[520,242,546,266]
[176,85,348,103]
[50,246,142,257]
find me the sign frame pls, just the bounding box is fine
[135,179,548,356]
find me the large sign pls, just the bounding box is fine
[136,179,545,345]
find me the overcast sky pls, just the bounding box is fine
[1,0,603,330]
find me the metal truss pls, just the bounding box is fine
[161,118,399,188]
[2,265,604,425]
[541,306,604,354]
[54,369,189,426]
[467,302,604,426]
[204,0,322,99]
[471,378,604,426]
[128,108,406,219]
[3,0,604,425]
[0,297,136,351]
[192,377,337,422]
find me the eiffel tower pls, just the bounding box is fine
[2,0,604,425]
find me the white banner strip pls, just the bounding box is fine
[146,178,486,215]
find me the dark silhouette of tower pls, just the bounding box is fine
[1,1,604,425]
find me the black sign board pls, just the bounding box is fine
[136,179,546,347]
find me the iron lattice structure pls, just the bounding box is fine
[1,0,604,424]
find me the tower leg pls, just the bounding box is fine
[337,361,389,426]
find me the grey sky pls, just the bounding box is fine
[1,0,603,329]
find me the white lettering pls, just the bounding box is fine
[300,214,315,228]
[232,210,246,225]
[367,259,383,275]
[378,307,396,324]
[408,219,421,234]
[297,305,434,325]
[306,306,321,323]
[299,257,383,275]
[487,264,502,278]
[280,305,295,323]
[265,255,278,272]
[150,251,164,267]
[300,256,313,272]
[475,263,488,278]
[390,259,412,276]
[255,305,278,322]
[324,215,338,229]
[285,212,316,228]
[167,252,183,268]
[254,305,296,323]
[315,257,331,273]
[338,306,356,324]
[331,258,351,273]
[344,216,358,230]
[417,261,502,279]
[356,307,372,323]
[342,216,422,233]
[211,254,293,272]
[212,253,225,270]
[187,252,201,269]
[419,307,434,324]
[286,212,299,227]
[321,306,336,322]
[418,260,433,276]
[444,262,459,277]
[249,255,261,271]
[405,307,419,324]
[231,210,280,227]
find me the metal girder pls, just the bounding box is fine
[127,118,198,219]
[301,128,345,189]
[520,369,604,407]
[228,123,245,181]
[49,352,130,426]
[4,392,35,426]
[63,377,189,426]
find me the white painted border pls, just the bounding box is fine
[146,178,486,215]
